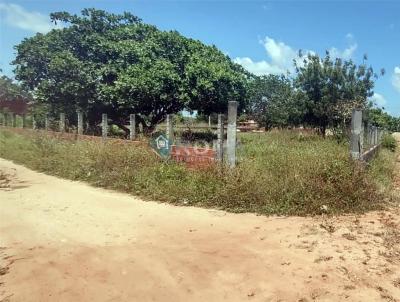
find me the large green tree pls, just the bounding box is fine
[294,52,382,136]
[13,9,249,132]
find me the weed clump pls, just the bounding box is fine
[382,134,397,152]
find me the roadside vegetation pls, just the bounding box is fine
[0,129,396,216]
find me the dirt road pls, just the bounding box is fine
[1,158,400,301]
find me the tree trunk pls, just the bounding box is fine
[113,121,129,137]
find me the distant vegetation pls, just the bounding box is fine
[1,8,397,134]
[0,129,396,215]
[0,73,31,102]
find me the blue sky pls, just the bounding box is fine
[1,0,399,115]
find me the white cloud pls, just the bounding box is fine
[346,33,354,40]
[233,57,286,76]
[234,36,358,76]
[328,43,357,60]
[233,37,308,75]
[0,3,60,33]
[392,66,400,93]
[370,92,387,107]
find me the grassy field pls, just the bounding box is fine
[0,128,396,216]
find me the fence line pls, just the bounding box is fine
[1,106,386,167]
[350,109,386,162]
[0,101,240,167]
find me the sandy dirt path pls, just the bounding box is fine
[1,158,400,302]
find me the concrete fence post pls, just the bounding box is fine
[11,113,16,128]
[350,109,363,160]
[129,114,136,140]
[370,126,374,146]
[208,115,211,128]
[166,114,173,143]
[373,126,378,146]
[77,111,83,135]
[217,114,224,162]
[102,113,108,139]
[45,116,49,131]
[376,127,381,145]
[22,114,26,128]
[59,113,65,132]
[32,115,37,130]
[367,123,373,147]
[227,101,238,168]
[372,127,376,146]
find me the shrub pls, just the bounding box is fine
[381,134,397,152]
[180,129,217,143]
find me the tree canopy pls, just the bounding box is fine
[293,52,382,135]
[366,107,400,132]
[0,73,31,102]
[247,75,305,129]
[11,8,395,135]
[13,8,249,131]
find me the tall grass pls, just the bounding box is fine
[0,129,395,215]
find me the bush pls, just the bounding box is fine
[109,125,126,138]
[381,134,397,152]
[180,129,217,143]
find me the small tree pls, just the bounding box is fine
[293,52,381,136]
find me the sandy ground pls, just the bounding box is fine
[1,159,400,301]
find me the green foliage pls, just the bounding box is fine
[247,75,305,128]
[0,74,31,102]
[180,129,216,143]
[0,129,394,216]
[367,148,396,195]
[243,53,387,135]
[11,8,391,138]
[294,52,381,135]
[13,8,249,131]
[366,107,400,132]
[237,113,249,123]
[381,134,397,152]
